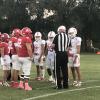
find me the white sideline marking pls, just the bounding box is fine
[24,85,100,100]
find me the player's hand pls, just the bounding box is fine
[38,57,41,62]
[43,56,45,61]
[67,51,73,57]
[28,57,33,61]
[1,57,6,62]
[73,54,79,64]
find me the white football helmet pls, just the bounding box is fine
[34,32,42,41]
[48,31,56,41]
[68,27,77,38]
[57,25,66,33]
[48,31,56,38]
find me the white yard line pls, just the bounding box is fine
[24,85,100,100]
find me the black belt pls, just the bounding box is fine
[56,51,67,53]
[34,53,39,55]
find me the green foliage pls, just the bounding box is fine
[0,0,100,49]
[0,0,30,32]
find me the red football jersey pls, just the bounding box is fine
[17,36,32,57]
[9,37,18,55]
[0,42,9,55]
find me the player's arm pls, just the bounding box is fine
[40,44,45,58]
[76,37,82,55]
[0,47,4,57]
[38,43,45,62]
[76,45,81,54]
[52,35,57,49]
[73,45,81,63]
[14,42,19,55]
[44,43,48,56]
[26,43,33,60]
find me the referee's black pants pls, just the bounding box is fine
[55,51,68,89]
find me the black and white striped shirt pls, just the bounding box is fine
[53,32,70,52]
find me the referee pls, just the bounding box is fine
[53,25,70,89]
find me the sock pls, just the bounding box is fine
[41,69,45,78]
[47,68,52,76]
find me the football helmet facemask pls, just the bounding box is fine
[34,32,42,41]
[48,31,56,41]
[68,27,77,38]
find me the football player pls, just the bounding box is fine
[0,33,11,87]
[33,32,45,80]
[9,28,21,88]
[17,27,33,91]
[45,31,56,83]
[68,27,82,87]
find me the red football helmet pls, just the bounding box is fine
[21,27,32,37]
[12,28,21,38]
[1,33,10,42]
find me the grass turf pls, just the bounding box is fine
[0,53,100,100]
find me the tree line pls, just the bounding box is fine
[0,0,100,51]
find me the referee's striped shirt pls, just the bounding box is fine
[53,32,70,52]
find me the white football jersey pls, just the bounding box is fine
[46,39,55,69]
[46,40,54,53]
[33,40,45,55]
[70,37,82,54]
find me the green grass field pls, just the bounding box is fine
[0,53,100,100]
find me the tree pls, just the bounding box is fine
[0,0,30,33]
[0,0,100,50]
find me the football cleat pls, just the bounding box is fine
[0,81,3,86]
[35,77,41,81]
[40,77,45,80]
[2,81,10,87]
[75,81,82,87]
[24,83,32,91]
[12,82,19,88]
[10,81,14,87]
[72,81,78,86]
[48,76,54,82]
[51,79,56,84]
[18,81,24,89]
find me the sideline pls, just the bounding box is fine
[24,85,100,100]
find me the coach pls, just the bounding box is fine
[53,25,70,89]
